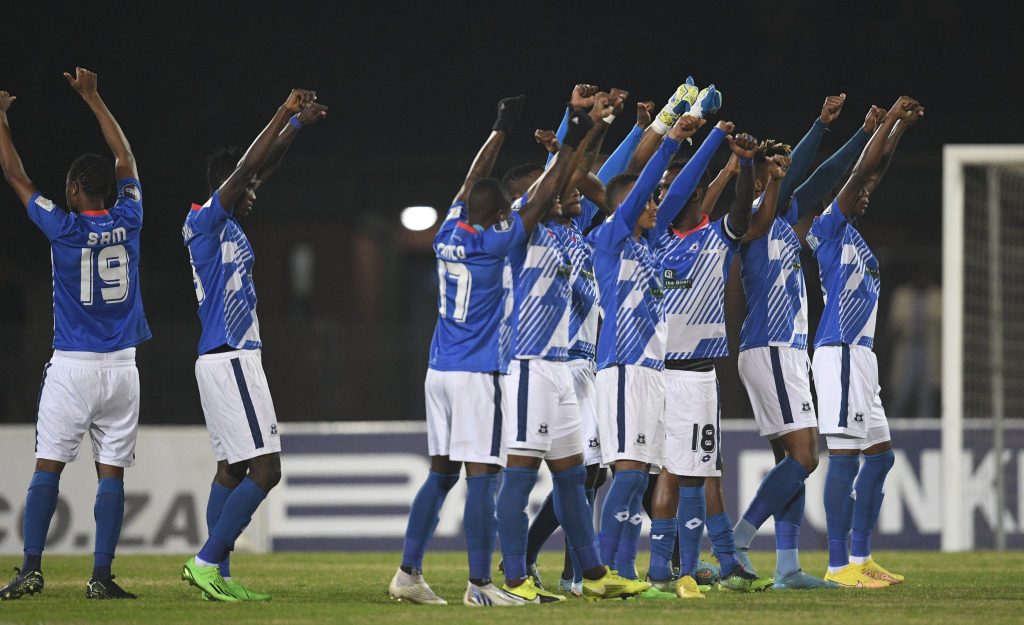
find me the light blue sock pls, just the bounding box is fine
[613,473,647,579]
[465,473,499,581]
[400,471,460,570]
[677,486,705,577]
[496,467,539,582]
[22,471,60,571]
[824,455,860,569]
[598,470,645,567]
[851,450,894,559]
[92,477,124,578]
[648,518,677,582]
[774,485,804,577]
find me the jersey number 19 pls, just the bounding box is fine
[80,245,130,305]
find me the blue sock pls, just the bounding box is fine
[570,487,598,583]
[526,492,559,566]
[735,457,809,547]
[198,478,267,564]
[706,512,738,573]
[22,471,60,571]
[496,467,538,582]
[648,518,676,582]
[824,455,860,569]
[551,465,602,574]
[206,482,234,577]
[598,469,646,567]
[774,485,804,577]
[851,450,894,559]
[400,471,459,571]
[465,473,499,582]
[613,473,647,579]
[92,477,124,578]
[677,486,705,577]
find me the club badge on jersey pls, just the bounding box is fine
[27,179,151,352]
[183,191,261,355]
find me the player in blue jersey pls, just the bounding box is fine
[584,111,704,593]
[390,95,533,607]
[0,69,149,600]
[812,96,923,588]
[180,89,327,602]
[732,94,899,590]
[643,122,761,598]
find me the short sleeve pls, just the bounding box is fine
[481,211,527,257]
[26,193,76,241]
[809,199,849,243]
[112,178,143,226]
[715,217,743,251]
[186,191,232,235]
[573,197,601,231]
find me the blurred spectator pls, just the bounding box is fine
[887,267,941,418]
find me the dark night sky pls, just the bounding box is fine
[1,1,1021,422]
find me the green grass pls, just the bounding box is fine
[1,551,1021,624]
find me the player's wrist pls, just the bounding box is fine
[289,115,303,130]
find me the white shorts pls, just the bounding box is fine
[424,368,505,466]
[596,365,665,465]
[502,359,582,460]
[738,346,818,439]
[662,369,722,477]
[813,344,892,451]
[569,359,603,466]
[35,349,139,468]
[196,349,281,464]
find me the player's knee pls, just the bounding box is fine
[792,451,819,474]
[248,455,282,491]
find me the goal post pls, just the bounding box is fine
[942,145,1024,551]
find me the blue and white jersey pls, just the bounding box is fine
[183,192,261,355]
[427,202,525,372]
[507,200,572,361]
[807,200,880,348]
[27,179,151,352]
[656,215,742,360]
[551,198,600,361]
[589,137,680,370]
[739,196,809,351]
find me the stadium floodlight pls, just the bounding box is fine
[942,144,1024,552]
[400,206,438,231]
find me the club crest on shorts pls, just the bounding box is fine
[538,423,548,434]
[270,424,278,435]
[854,412,864,422]
[802,401,812,412]
[636,433,646,445]
[588,437,600,449]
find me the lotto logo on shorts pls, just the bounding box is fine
[701,454,711,463]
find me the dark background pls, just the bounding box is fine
[0,1,1019,425]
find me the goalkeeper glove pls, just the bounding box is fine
[493,94,526,133]
[651,77,699,135]
[688,85,722,119]
[561,109,595,150]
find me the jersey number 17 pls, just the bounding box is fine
[437,260,471,322]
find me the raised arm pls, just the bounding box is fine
[597,101,651,183]
[64,68,137,181]
[701,153,739,215]
[653,119,727,234]
[453,95,525,205]
[253,100,328,189]
[863,103,923,194]
[546,85,598,166]
[836,96,919,217]
[723,133,758,237]
[519,108,597,232]
[0,92,38,206]
[777,93,846,208]
[219,89,312,210]
[788,105,883,220]
[743,155,790,243]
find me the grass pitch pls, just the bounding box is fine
[0,550,1020,624]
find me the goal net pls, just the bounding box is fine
[942,145,1024,551]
